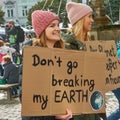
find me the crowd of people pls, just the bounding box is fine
[0,1,120,120]
[0,20,34,96]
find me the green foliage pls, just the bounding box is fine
[27,0,120,27]
[0,7,5,25]
[105,0,120,23]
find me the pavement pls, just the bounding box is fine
[0,92,21,120]
[0,91,119,120]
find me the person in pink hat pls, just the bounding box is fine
[66,1,94,42]
[65,2,107,120]
[22,10,73,120]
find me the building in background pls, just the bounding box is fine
[0,0,41,28]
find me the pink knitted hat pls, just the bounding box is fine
[32,10,59,38]
[66,2,93,25]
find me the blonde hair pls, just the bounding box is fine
[72,18,90,42]
[33,31,64,48]
[2,55,11,63]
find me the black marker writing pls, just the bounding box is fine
[52,74,95,92]
[106,58,117,73]
[67,61,78,74]
[32,54,62,67]
[106,74,120,85]
[54,89,88,103]
[33,94,48,110]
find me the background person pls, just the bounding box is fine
[0,40,16,61]
[66,2,107,120]
[107,40,120,120]
[22,10,73,120]
[0,55,19,96]
[5,21,20,53]
[5,21,22,64]
[0,40,6,76]
[0,40,16,76]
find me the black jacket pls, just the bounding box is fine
[3,61,19,84]
[5,26,17,36]
[22,116,55,120]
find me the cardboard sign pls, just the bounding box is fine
[85,40,120,91]
[22,47,106,116]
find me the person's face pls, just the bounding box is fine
[83,12,94,33]
[8,23,13,28]
[45,20,60,48]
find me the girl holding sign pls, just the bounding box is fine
[22,10,73,120]
[65,2,107,120]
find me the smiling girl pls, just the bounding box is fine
[22,10,73,120]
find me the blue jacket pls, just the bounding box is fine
[117,49,120,59]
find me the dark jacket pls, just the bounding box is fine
[22,116,55,120]
[5,26,17,36]
[3,61,19,84]
[22,116,74,120]
[5,26,20,53]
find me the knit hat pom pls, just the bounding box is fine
[32,10,60,38]
[66,2,93,25]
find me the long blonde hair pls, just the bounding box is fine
[33,31,64,48]
[72,18,90,42]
